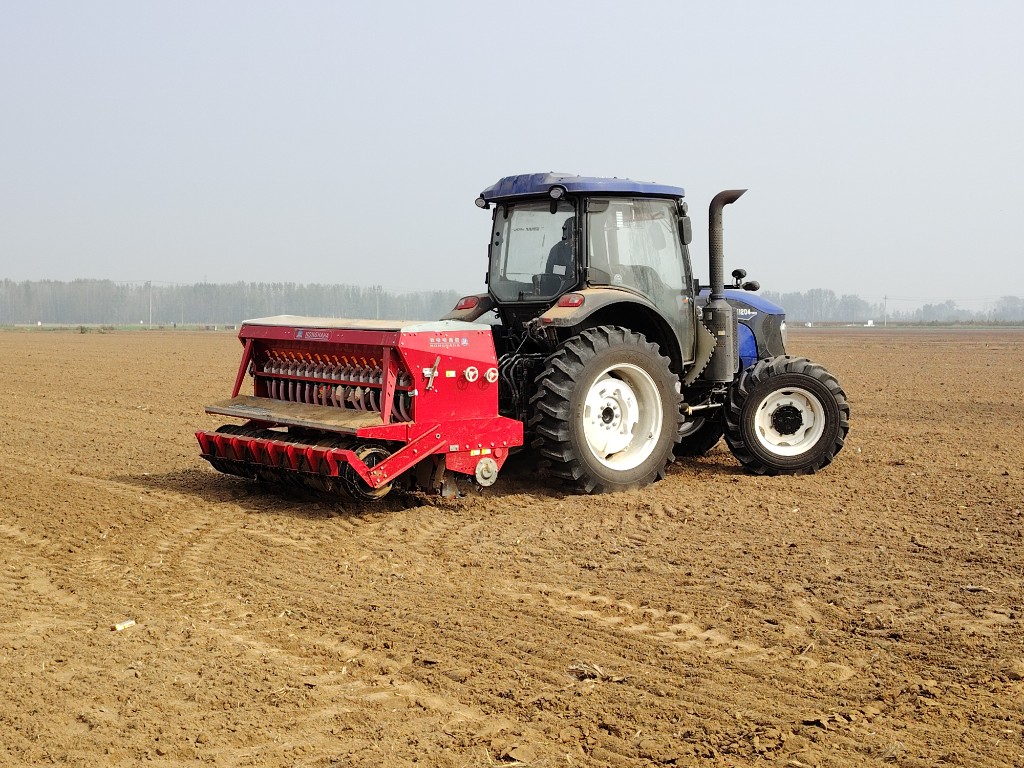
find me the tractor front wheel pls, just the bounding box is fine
[529,326,681,493]
[724,356,849,475]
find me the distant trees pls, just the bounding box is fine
[0,279,1021,325]
[760,289,1024,324]
[762,290,879,323]
[0,279,462,326]
[992,295,1024,322]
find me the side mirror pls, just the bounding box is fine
[731,268,754,289]
[679,215,693,245]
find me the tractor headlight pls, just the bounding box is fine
[780,321,788,350]
[549,185,566,200]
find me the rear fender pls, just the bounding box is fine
[537,288,689,374]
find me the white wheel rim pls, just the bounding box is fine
[679,415,706,438]
[582,363,663,471]
[752,386,826,457]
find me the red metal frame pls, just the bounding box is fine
[199,319,523,490]
[231,338,254,398]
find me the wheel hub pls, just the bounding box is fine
[770,404,803,435]
[582,365,663,471]
[752,386,826,457]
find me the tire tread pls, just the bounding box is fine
[724,355,850,475]
[528,325,682,493]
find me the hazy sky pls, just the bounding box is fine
[2,1,1022,311]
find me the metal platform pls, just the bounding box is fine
[204,395,384,433]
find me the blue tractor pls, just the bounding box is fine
[444,173,849,493]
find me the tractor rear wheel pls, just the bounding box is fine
[724,356,849,475]
[529,326,681,493]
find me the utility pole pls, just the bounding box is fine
[148,281,153,329]
[883,295,888,327]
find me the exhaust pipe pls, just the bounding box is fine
[703,189,746,383]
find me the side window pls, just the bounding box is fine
[587,197,694,362]
[588,199,686,293]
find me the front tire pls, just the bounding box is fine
[529,326,682,493]
[724,356,849,475]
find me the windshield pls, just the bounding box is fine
[488,201,576,302]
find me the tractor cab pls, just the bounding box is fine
[486,194,693,313]
[452,173,700,374]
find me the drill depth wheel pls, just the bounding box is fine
[340,444,393,501]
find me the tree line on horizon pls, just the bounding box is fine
[759,289,1024,324]
[0,279,462,326]
[0,279,1022,325]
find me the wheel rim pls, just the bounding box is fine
[679,414,707,438]
[582,363,663,471]
[751,386,826,457]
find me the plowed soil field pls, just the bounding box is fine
[1,327,1022,767]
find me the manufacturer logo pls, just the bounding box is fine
[428,335,469,349]
[295,329,331,341]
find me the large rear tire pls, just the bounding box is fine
[724,356,849,475]
[529,326,682,493]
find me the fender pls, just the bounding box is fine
[537,287,695,373]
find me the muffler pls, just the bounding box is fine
[703,189,746,383]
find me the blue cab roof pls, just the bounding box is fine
[480,173,685,202]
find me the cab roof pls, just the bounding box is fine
[479,172,685,203]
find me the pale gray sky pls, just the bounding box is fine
[1,1,1022,311]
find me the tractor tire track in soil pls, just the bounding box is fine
[1,328,1022,767]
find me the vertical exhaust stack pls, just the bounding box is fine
[703,189,747,383]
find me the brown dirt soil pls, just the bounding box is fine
[1,327,1022,767]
